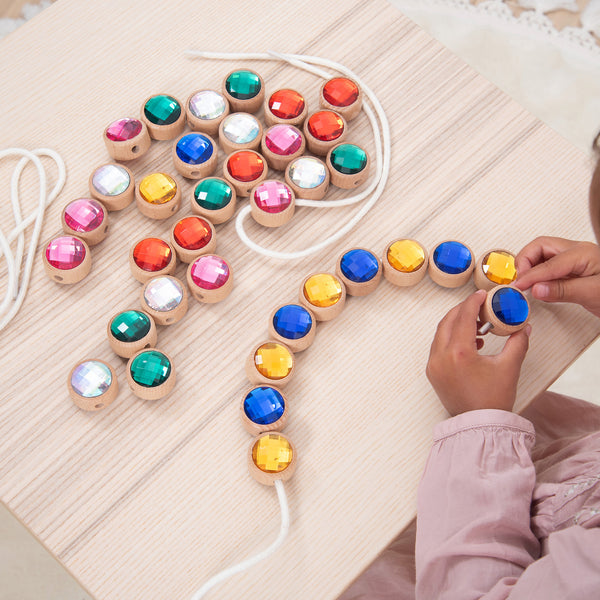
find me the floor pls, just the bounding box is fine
[1,1,599,599]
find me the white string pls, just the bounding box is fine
[184,50,391,260]
[0,148,66,332]
[190,479,290,600]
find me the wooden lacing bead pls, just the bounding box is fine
[190,177,237,224]
[249,180,296,228]
[89,163,135,211]
[43,235,91,285]
[61,198,109,246]
[303,110,347,156]
[326,143,370,189]
[129,237,177,284]
[68,358,118,411]
[479,285,530,337]
[103,118,151,161]
[473,249,517,291]
[223,150,268,197]
[135,172,181,219]
[428,240,475,288]
[170,216,217,263]
[319,77,363,121]
[107,309,158,359]
[284,156,330,201]
[186,89,230,135]
[218,112,263,155]
[335,247,382,297]
[240,385,289,435]
[247,432,297,486]
[268,303,316,353]
[245,340,295,388]
[126,348,176,401]
[260,124,306,171]
[186,254,233,303]
[171,132,218,180]
[141,93,186,140]
[222,69,265,113]
[382,239,429,287]
[140,275,188,326]
[264,88,308,127]
[299,272,346,321]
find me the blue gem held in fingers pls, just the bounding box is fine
[244,386,285,425]
[273,304,313,340]
[340,248,379,283]
[176,133,213,165]
[491,287,529,326]
[433,241,472,275]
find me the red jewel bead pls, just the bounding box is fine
[268,89,305,120]
[133,238,172,271]
[227,151,265,182]
[173,216,212,250]
[323,78,359,108]
[307,111,344,141]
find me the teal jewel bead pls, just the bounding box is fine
[329,144,367,175]
[225,70,262,100]
[144,94,182,125]
[110,310,151,343]
[194,178,233,211]
[130,350,171,387]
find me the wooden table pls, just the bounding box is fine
[1,1,599,598]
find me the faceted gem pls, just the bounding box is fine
[188,90,227,120]
[139,173,177,204]
[226,151,265,182]
[143,277,184,311]
[330,144,367,175]
[189,255,230,290]
[175,133,213,165]
[45,236,86,270]
[483,251,517,285]
[273,304,312,340]
[264,125,303,156]
[288,157,327,189]
[253,181,292,214]
[268,89,305,120]
[173,216,212,250]
[307,111,344,141]
[133,238,172,272]
[105,118,142,142]
[387,240,426,273]
[143,94,181,125]
[252,434,293,473]
[225,70,261,100]
[491,287,529,326]
[110,310,151,343]
[130,350,171,387]
[433,241,472,275]
[303,273,343,308]
[244,386,285,425]
[91,164,131,196]
[221,113,260,144]
[254,343,293,380]
[64,199,105,233]
[340,249,379,283]
[193,178,233,211]
[323,78,359,107]
[71,361,112,398]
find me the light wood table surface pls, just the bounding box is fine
[1,1,599,599]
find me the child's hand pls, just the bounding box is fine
[426,290,531,416]
[515,237,600,318]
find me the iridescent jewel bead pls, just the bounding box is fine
[483,251,517,285]
[170,216,215,262]
[62,198,107,245]
[300,273,346,321]
[491,287,529,326]
[191,178,236,224]
[266,89,306,126]
[243,386,286,429]
[383,239,428,287]
[108,309,157,358]
[141,276,187,325]
[69,359,118,411]
[285,156,329,200]
[173,133,217,179]
[429,241,474,288]
[143,94,185,140]
[249,342,294,383]
[90,164,133,211]
[187,254,233,303]
[270,304,315,353]
[321,77,362,120]
[103,118,151,161]
[127,349,176,400]
[187,90,229,134]
[337,248,381,296]
[136,173,180,219]
[250,180,295,227]
[252,433,293,472]
[44,235,90,284]
[224,150,267,197]
[131,237,175,282]
[220,113,261,148]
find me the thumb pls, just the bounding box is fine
[499,326,531,371]
[532,277,600,306]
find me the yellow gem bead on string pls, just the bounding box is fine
[474,249,517,291]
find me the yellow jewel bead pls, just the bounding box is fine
[482,251,517,285]
[139,173,177,204]
[254,342,293,380]
[252,434,293,473]
[303,273,343,307]
[387,240,425,273]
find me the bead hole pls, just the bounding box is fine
[132,145,139,154]
[171,205,177,212]
[54,275,63,281]
[104,226,108,233]
[190,171,200,177]
[95,403,104,409]
[165,318,173,323]
[144,343,151,348]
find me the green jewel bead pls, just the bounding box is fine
[110,310,151,343]
[330,144,367,175]
[225,70,261,100]
[130,350,171,387]
[144,94,181,125]
[193,178,233,211]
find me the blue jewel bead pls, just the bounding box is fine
[175,133,213,165]
[340,248,379,283]
[491,287,529,325]
[273,304,313,340]
[433,241,472,274]
[244,386,285,425]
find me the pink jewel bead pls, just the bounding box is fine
[253,181,292,214]
[264,125,303,156]
[190,254,230,289]
[64,199,105,232]
[45,236,86,270]
[105,118,142,142]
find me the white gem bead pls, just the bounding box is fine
[71,361,112,398]
[288,157,327,189]
[144,277,183,311]
[222,113,260,144]
[189,90,227,120]
[92,164,130,196]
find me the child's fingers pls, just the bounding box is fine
[497,325,531,372]
[451,290,487,350]
[515,237,576,275]
[532,274,600,306]
[515,247,587,291]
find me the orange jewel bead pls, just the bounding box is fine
[133,238,173,272]
[322,78,359,107]
[268,89,305,120]
[227,150,265,182]
[173,216,212,250]
[307,111,344,141]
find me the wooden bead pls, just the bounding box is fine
[249,180,295,228]
[264,88,308,127]
[126,348,176,401]
[382,239,429,287]
[89,164,135,211]
[245,340,295,388]
[141,94,185,140]
[303,110,347,156]
[473,249,517,291]
[186,254,233,303]
[218,112,263,155]
[299,272,346,321]
[190,177,237,224]
[171,132,218,180]
[61,198,108,246]
[103,118,151,161]
[319,77,363,121]
[260,124,306,171]
[129,237,177,284]
[140,275,188,326]
[428,240,475,288]
[107,309,158,358]
[223,150,268,197]
[335,248,382,297]
[479,285,530,337]
[327,143,370,189]
[222,69,265,113]
[186,89,230,135]
[170,216,217,263]
[240,385,289,435]
[268,304,316,352]
[43,235,91,284]
[247,432,297,486]
[68,358,118,411]
[285,156,330,200]
[135,172,181,219]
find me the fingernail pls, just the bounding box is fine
[525,324,532,337]
[533,283,550,298]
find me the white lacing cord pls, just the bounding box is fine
[190,479,289,600]
[184,50,391,260]
[0,148,66,332]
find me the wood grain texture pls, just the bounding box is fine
[1,1,599,599]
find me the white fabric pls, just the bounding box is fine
[0,1,51,40]
[517,0,579,11]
